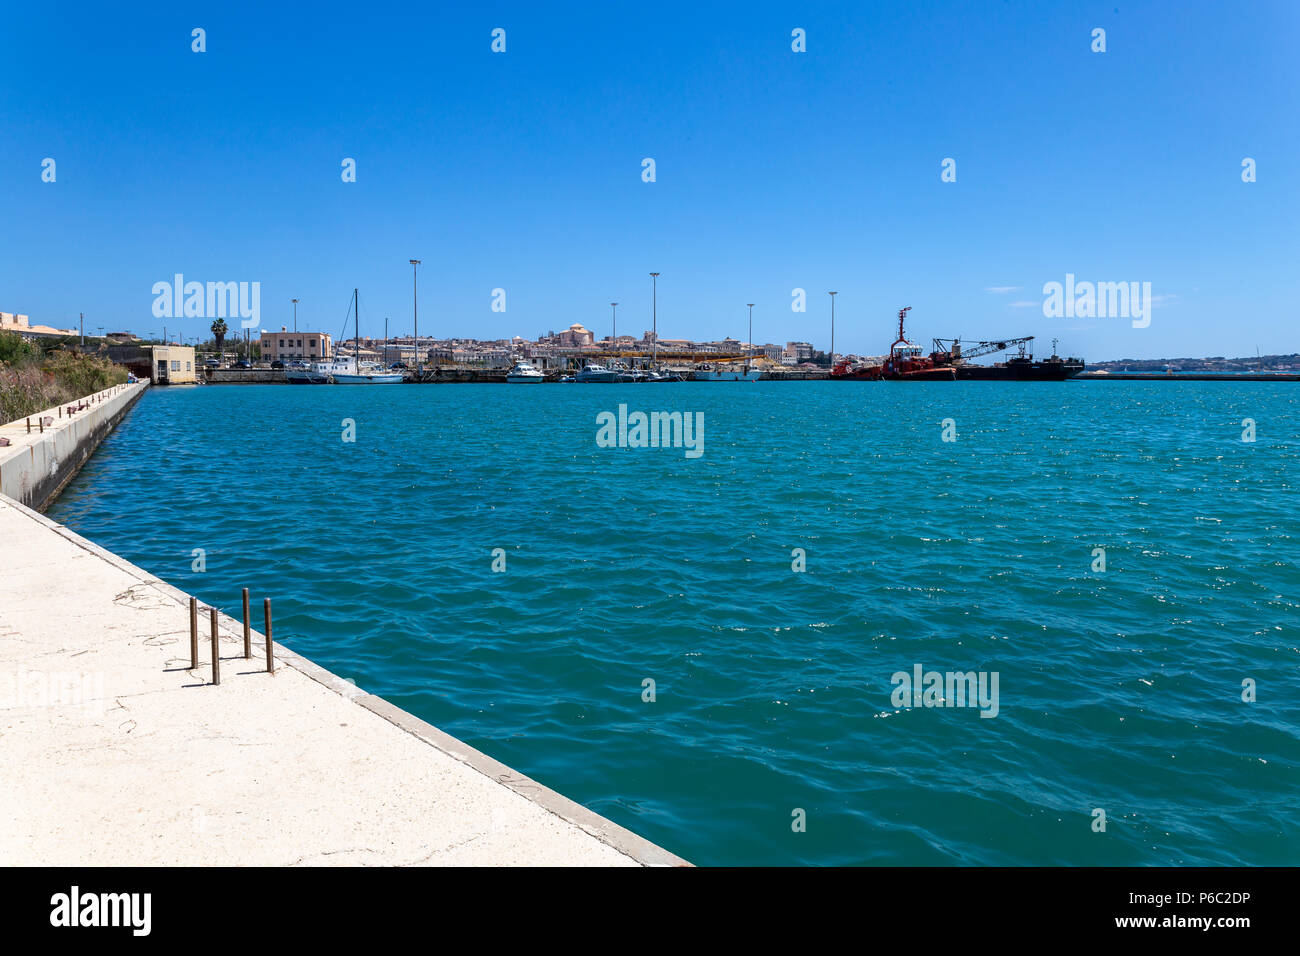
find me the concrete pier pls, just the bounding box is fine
[0,495,685,866]
[0,382,146,512]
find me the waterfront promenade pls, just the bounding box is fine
[0,493,685,866]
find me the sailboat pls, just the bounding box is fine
[332,289,404,384]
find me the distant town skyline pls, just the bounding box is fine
[3,2,1296,360]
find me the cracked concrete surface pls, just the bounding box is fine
[0,494,686,867]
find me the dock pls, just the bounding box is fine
[0,489,686,865]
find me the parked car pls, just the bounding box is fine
[234,360,252,369]
[390,362,409,370]
[270,360,285,369]
[203,358,219,368]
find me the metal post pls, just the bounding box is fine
[209,606,220,685]
[410,259,422,377]
[242,588,251,659]
[263,599,274,673]
[747,303,754,371]
[650,272,660,368]
[828,291,838,365]
[189,597,198,669]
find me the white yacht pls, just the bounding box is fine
[506,360,545,383]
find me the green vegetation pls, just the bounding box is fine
[0,331,128,424]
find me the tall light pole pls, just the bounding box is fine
[292,298,299,332]
[828,291,838,366]
[410,259,422,376]
[80,313,84,346]
[610,302,618,361]
[649,273,660,368]
[746,303,754,371]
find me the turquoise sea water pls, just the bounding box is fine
[47,382,1300,866]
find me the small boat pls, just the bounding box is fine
[574,362,620,383]
[506,360,545,383]
[692,363,762,381]
[285,364,331,384]
[608,360,644,382]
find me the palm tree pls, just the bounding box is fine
[210,318,228,351]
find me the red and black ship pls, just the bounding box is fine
[831,307,1085,381]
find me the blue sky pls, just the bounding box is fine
[1,1,1296,360]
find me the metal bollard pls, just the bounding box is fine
[263,598,274,673]
[209,606,220,685]
[242,588,251,659]
[189,597,198,669]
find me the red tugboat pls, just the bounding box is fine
[880,307,956,381]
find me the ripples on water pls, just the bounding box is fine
[48,382,1300,865]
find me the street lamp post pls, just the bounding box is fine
[746,303,754,370]
[610,302,618,363]
[410,259,422,377]
[292,298,299,332]
[649,273,660,368]
[828,291,838,366]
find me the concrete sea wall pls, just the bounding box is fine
[0,381,148,513]
[205,368,286,384]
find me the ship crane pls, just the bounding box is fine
[930,335,1034,363]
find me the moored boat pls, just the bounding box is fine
[285,361,330,384]
[330,290,405,384]
[880,307,955,381]
[574,362,619,383]
[506,360,545,383]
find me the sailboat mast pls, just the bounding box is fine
[354,288,359,374]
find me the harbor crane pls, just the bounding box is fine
[930,335,1035,363]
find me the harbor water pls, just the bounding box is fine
[47,382,1300,865]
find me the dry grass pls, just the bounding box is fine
[0,332,128,424]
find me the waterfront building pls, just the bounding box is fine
[259,328,333,362]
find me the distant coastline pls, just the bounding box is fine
[1090,352,1300,373]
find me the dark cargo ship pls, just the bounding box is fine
[831,307,1085,381]
[931,336,1085,380]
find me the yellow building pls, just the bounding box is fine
[148,345,197,384]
